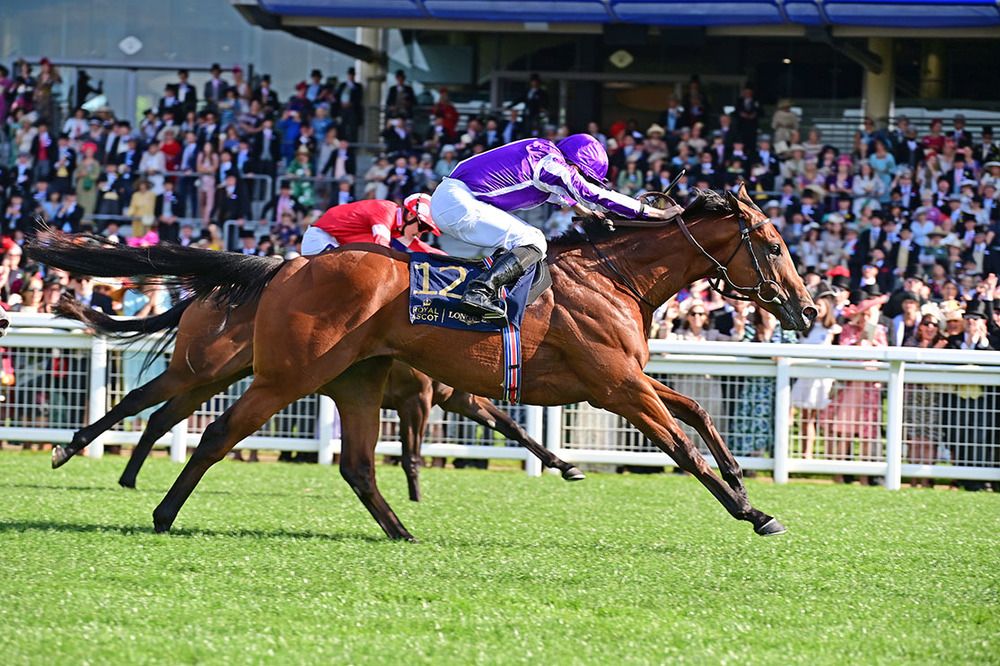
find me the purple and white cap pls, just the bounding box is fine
[556,134,609,185]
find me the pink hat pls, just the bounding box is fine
[127,231,160,248]
[843,294,888,318]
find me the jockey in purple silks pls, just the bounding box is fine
[431,133,673,320]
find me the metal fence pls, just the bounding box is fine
[2,315,998,488]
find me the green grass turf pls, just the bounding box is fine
[0,451,997,665]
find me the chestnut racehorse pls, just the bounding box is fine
[48,297,584,500]
[30,185,815,541]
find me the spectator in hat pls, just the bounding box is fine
[154,179,183,244]
[827,293,888,482]
[732,86,760,146]
[305,68,324,102]
[887,223,920,286]
[324,138,355,183]
[334,67,363,141]
[382,115,412,159]
[253,74,280,110]
[33,57,61,124]
[888,289,922,345]
[213,172,249,228]
[385,69,416,119]
[259,181,304,224]
[0,64,13,125]
[231,65,250,101]
[951,114,973,149]
[126,178,156,237]
[287,81,313,118]
[288,146,316,208]
[52,191,83,233]
[237,228,258,255]
[922,118,945,154]
[901,306,948,487]
[175,69,197,115]
[974,126,998,166]
[510,73,548,133]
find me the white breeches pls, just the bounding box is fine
[301,227,339,256]
[430,178,547,254]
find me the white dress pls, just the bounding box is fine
[790,322,835,410]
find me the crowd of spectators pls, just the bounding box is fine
[0,60,997,482]
[2,60,999,351]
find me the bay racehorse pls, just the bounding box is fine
[47,296,584,499]
[30,184,815,541]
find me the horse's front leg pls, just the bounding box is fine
[600,373,784,536]
[646,376,748,502]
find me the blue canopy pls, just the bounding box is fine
[259,0,1000,27]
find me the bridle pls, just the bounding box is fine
[576,190,787,308]
[660,191,785,305]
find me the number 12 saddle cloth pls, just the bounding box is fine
[407,252,551,402]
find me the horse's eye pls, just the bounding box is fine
[768,244,782,256]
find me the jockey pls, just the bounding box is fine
[431,133,674,320]
[300,193,440,256]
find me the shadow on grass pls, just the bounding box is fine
[0,519,388,543]
[0,479,333,499]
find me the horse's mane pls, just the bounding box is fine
[548,188,733,250]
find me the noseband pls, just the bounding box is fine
[673,198,784,305]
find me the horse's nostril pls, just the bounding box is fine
[0,319,10,329]
[802,306,818,321]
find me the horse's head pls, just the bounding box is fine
[687,183,816,330]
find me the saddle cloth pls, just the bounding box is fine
[407,252,547,331]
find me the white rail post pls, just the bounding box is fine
[170,419,188,463]
[544,405,563,476]
[85,337,108,459]
[524,405,543,477]
[317,396,336,465]
[884,359,905,490]
[772,357,791,484]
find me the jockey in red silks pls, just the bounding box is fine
[300,193,442,257]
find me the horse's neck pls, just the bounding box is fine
[547,222,729,313]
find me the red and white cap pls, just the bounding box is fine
[402,193,440,235]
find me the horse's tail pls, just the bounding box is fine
[54,297,197,378]
[27,230,284,309]
[54,296,194,338]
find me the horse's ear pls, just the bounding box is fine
[724,189,741,214]
[736,181,753,204]
[736,181,765,214]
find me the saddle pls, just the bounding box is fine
[407,252,549,332]
[407,252,548,404]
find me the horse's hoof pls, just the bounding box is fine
[755,517,787,536]
[51,446,75,469]
[152,511,174,534]
[118,477,136,489]
[561,466,586,482]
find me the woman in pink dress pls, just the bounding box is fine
[824,294,888,484]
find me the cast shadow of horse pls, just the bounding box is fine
[0,519,386,543]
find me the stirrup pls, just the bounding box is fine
[458,288,507,321]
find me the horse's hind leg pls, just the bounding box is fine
[325,357,415,541]
[118,373,248,489]
[647,377,748,501]
[152,379,296,533]
[52,371,184,469]
[438,392,585,481]
[396,393,431,502]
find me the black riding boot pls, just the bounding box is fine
[459,246,543,320]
